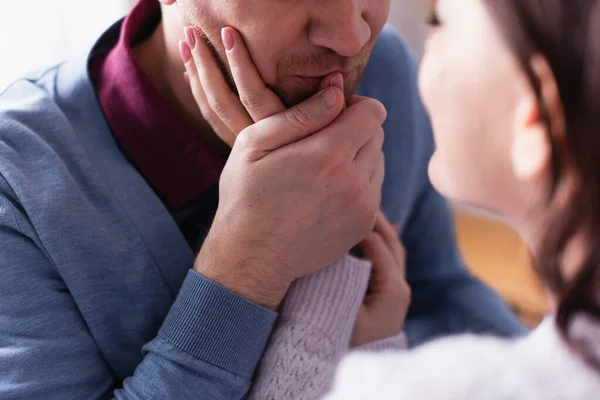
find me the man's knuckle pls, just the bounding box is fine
[369,100,388,122]
[402,284,412,302]
[285,106,311,129]
[349,181,365,203]
[236,127,256,148]
[376,127,385,144]
[363,197,379,221]
[323,147,347,172]
[348,186,372,216]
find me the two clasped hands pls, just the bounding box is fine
[179,26,410,349]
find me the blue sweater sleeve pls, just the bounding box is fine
[372,28,526,346]
[0,186,276,400]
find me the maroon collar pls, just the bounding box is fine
[90,0,224,209]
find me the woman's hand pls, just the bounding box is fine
[350,211,412,347]
[179,26,388,310]
[180,26,285,146]
[180,26,344,146]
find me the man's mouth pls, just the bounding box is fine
[293,69,352,87]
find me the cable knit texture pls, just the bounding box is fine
[325,316,600,400]
[247,255,408,400]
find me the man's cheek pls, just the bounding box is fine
[243,44,280,86]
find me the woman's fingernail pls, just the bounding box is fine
[320,88,337,110]
[179,41,192,63]
[222,28,234,51]
[184,72,190,87]
[185,27,196,50]
[330,73,344,92]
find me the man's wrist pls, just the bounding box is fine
[193,230,291,311]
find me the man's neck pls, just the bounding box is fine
[132,21,231,155]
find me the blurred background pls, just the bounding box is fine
[0,0,547,327]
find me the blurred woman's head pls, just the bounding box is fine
[420,0,600,366]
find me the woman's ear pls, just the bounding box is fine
[511,54,564,183]
[511,95,551,181]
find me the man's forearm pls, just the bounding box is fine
[116,270,277,399]
[194,228,292,311]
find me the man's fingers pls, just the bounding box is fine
[347,94,368,107]
[355,127,384,174]
[319,72,347,109]
[185,27,252,135]
[330,98,387,154]
[180,41,237,147]
[245,87,344,152]
[369,151,385,192]
[222,27,285,121]
[319,72,344,92]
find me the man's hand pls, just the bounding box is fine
[350,211,411,346]
[179,27,386,310]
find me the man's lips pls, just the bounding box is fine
[295,70,351,81]
[292,76,323,86]
[292,70,351,89]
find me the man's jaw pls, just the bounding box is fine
[202,35,364,107]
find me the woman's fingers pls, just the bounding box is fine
[180,40,237,147]
[222,27,286,121]
[184,27,252,135]
[373,211,406,271]
[360,232,397,291]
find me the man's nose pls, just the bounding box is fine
[308,0,371,57]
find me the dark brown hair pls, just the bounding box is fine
[482,1,600,368]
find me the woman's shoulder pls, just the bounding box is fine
[325,318,600,400]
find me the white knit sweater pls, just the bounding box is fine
[249,254,600,399]
[326,316,600,399]
[248,255,407,400]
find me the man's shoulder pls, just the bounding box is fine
[0,64,62,104]
[0,61,94,161]
[0,62,97,201]
[0,65,65,142]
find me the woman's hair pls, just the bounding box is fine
[481,1,600,368]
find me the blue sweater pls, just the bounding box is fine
[0,21,525,399]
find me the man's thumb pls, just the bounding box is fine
[248,87,344,151]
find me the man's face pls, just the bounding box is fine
[179,0,390,107]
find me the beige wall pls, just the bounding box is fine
[387,0,430,59]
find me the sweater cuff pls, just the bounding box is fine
[158,269,277,378]
[355,332,408,353]
[280,255,371,343]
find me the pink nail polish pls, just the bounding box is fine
[222,28,234,51]
[179,41,192,63]
[185,27,196,50]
